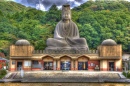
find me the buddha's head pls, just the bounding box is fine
[62,4,71,20]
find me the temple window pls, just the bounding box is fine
[32,60,41,68]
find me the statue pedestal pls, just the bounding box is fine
[45,47,89,54]
[46,47,88,51]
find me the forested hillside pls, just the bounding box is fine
[0,0,130,56]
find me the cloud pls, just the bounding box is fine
[13,0,88,11]
[36,3,46,11]
[13,0,130,11]
[15,0,130,11]
[75,0,84,3]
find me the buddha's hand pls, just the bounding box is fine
[56,37,66,40]
[56,37,69,40]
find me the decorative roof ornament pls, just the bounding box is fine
[15,39,30,46]
[101,39,117,46]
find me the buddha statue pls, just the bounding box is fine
[46,4,89,52]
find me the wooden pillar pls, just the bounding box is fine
[10,59,16,71]
[75,60,78,70]
[57,60,60,70]
[115,59,122,71]
[71,60,74,70]
[83,62,86,70]
[100,60,107,71]
[73,60,75,70]
[53,60,56,70]
[56,60,57,70]
[42,61,44,70]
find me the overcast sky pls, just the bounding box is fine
[13,0,130,11]
[13,0,88,11]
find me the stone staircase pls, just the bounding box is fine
[1,71,128,83]
[13,71,120,79]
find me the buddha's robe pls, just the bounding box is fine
[46,20,88,50]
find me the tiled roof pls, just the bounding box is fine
[0,57,9,62]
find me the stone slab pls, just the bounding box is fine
[1,79,130,83]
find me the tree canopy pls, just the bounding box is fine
[0,0,130,57]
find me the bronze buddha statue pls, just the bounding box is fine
[46,5,89,52]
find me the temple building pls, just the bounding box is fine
[9,39,122,71]
[9,5,122,71]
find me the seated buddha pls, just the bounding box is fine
[46,4,89,51]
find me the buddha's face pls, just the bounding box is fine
[62,12,71,20]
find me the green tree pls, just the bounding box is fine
[44,4,61,24]
[80,24,99,49]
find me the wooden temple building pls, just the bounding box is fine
[9,39,122,71]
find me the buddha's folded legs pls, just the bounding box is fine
[47,38,69,47]
[47,38,88,48]
[67,38,88,47]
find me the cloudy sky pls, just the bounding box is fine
[9,0,130,11]
[12,0,88,11]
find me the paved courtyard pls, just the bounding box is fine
[4,71,122,82]
[14,71,120,79]
[1,71,129,82]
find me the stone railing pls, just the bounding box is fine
[33,49,98,54]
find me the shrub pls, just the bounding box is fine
[0,69,7,75]
[122,71,130,78]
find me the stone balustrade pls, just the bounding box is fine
[33,49,98,54]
